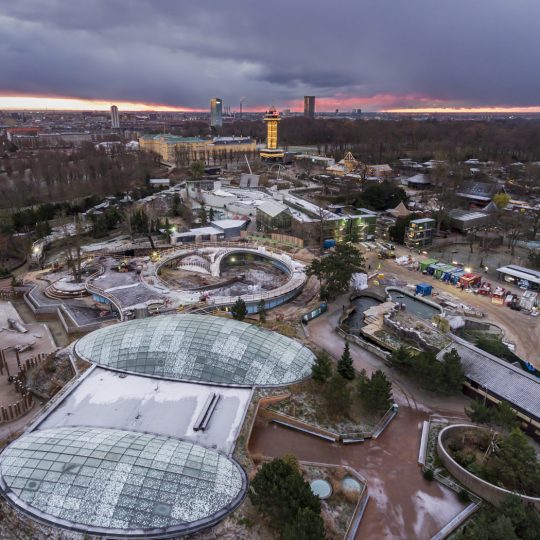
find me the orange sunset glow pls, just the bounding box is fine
[0,95,195,112]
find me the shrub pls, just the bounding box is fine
[458,489,470,503]
[423,469,434,481]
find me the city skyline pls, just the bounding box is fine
[1,1,539,113]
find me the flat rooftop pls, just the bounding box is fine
[38,367,252,454]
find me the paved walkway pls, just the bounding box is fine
[250,301,470,540]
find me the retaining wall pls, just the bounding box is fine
[437,424,540,510]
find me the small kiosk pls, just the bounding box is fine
[459,273,481,289]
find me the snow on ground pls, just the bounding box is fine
[39,367,252,454]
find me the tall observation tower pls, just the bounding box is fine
[260,106,284,161]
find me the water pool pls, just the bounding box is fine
[386,288,442,320]
[310,479,332,499]
[343,296,382,330]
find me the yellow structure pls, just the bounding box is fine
[139,134,256,163]
[260,107,284,160]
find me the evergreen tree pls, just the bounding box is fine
[306,243,365,298]
[209,207,215,221]
[311,351,332,384]
[250,458,322,536]
[361,370,393,413]
[337,342,355,380]
[91,215,109,238]
[490,429,540,496]
[465,400,493,425]
[171,194,181,216]
[388,346,412,369]
[457,495,540,540]
[324,374,351,418]
[257,299,266,323]
[356,368,369,395]
[199,204,208,225]
[493,401,519,432]
[231,298,247,321]
[282,507,326,540]
[440,348,464,395]
[35,220,52,239]
[190,160,205,179]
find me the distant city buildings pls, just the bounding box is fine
[210,98,223,128]
[110,105,120,129]
[304,96,315,118]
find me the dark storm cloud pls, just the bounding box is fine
[0,0,539,109]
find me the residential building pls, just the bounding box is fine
[210,98,223,128]
[365,164,393,180]
[376,216,397,242]
[405,218,436,248]
[304,96,315,119]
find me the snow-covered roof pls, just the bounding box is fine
[212,189,235,198]
[210,219,247,230]
[40,367,252,454]
[257,199,289,217]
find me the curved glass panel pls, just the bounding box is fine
[0,427,245,536]
[75,314,314,386]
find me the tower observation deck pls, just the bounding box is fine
[260,106,284,161]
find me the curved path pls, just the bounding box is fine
[250,297,470,540]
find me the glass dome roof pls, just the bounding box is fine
[0,427,246,537]
[74,314,315,386]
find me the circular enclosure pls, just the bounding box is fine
[310,479,332,499]
[74,314,315,387]
[342,476,362,493]
[437,424,540,510]
[0,427,247,538]
[158,248,291,298]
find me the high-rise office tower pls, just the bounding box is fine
[304,96,315,119]
[110,105,120,129]
[210,98,223,128]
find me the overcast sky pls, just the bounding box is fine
[1,0,539,111]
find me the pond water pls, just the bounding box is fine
[342,476,362,492]
[310,479,332,499]
[386,289,441,320]
[344,296,381,330]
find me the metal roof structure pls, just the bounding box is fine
[257,199,291,218]
[496,264,540,286]
[0,427,246,538]
[75,314,315,387]
[438,337,540,421]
